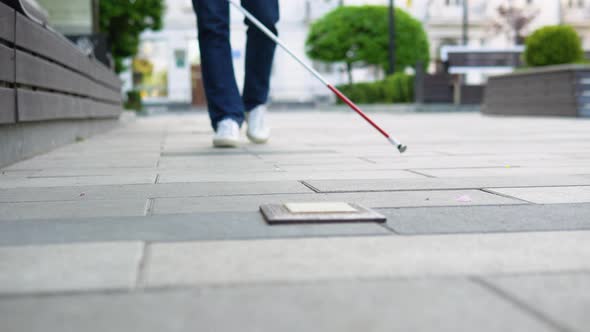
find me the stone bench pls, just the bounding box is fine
[483,64,590,118]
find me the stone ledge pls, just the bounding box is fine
[0,117,121,168]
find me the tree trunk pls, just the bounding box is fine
[346,62,353,85]
[92,0,100,33]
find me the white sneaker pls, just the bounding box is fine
[213,119,240,148]
[246,105,270,144]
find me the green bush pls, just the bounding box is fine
[306,6,429,79]
[335,73,414,104]
[124,90,142,112]
[524,25,585,67]
[336,83,373,104]
[382,73,414,103]
[99,0,165,73]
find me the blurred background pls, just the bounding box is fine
[36,0,590,112]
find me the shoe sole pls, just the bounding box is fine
[213,138,240,148]
[247,132,269,144]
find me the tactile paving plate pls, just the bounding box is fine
[260,202,386,225]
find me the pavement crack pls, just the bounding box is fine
[135,242,151,289]
[404,169,436,178]
[144,198,156,216]
[471,277,573,332]
[376,222,400,235]
[358,157,377,164]
[299,180,321,193]
[480,188,536,204]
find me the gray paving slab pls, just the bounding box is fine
[0,174,157,188]
[0,199,148,220]
[305,175,590,193]
[5,159,159,170]
[159,150,253,157]
[258,156,372,164]
[279,157,508,170]
[483,272,590,332]
[162,149,338,157]
[0,181,312,203]
[0,212,391,246]
[143,231,590,287]
[488,186,590,204]
[157,169,423,183]
[415,166,590,178]
[0,278,556,332]
[160,147,257,156]
[33,151,161,160]
[157,158,276,170]
[0,242,142,294]
[380,203,590,235]
[276,163,391,172]
[440,145,590,156]
[24,167,156,177]
[359,154,581,166]
[3,158,158,170]
[0,169,39,177]
[2,110,590,327]
[152,190,521,215]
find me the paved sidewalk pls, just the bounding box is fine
[1,111,590,331]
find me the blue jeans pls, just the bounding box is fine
[192,0,279,130]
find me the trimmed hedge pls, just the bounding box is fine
[524,25,585,67]
[335,73,414,104]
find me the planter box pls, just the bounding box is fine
[483,64,590,117]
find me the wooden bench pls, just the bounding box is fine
[0,0,122,125]
[0,0,124,167]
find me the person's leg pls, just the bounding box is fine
[192,0,244,130]
[241,0,279,111]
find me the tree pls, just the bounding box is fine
[99,0,165,73]
[306,5,429,85]
[490,1,538,45]
[524,25,585,67]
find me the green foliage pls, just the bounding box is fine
[524,25,585,67]
[334,83,380,104]
[100,0,165,73]
[335,73,414,104]
[124,90,142,111]
[382,73,414,103]
[306,6,429,76]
